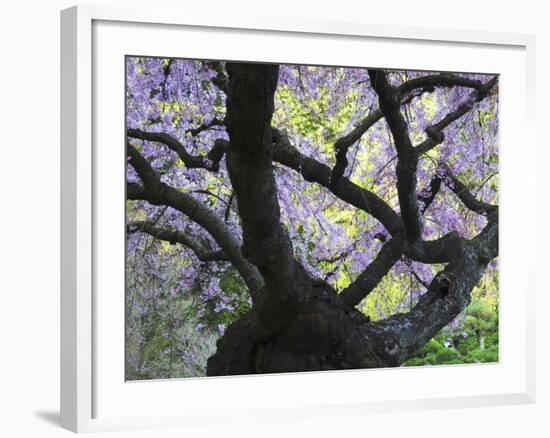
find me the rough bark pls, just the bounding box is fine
[222,63,312,339]
[208,216,497,375]
[362,212,498,365]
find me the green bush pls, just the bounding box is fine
[404,298,498,367]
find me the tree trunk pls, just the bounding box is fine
[207,281,382,375]
[206,243,493,375]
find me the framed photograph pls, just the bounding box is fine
[61,5,536,433]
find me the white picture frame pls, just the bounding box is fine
[60,4,536,433]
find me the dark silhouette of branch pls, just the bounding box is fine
[330,73,490,184]
[398,73,492,95]
[127,182,146,200]
[443,168,498,215]
[418,173,443,214]
[128,221,229,262]
[186,118,224,136]
[190,189,233,207]
[416,76,498,155]
[126,142,161,188]
[340,237,405,308]
[272,129,403,236]
[128,125,405,238]
[127,129,228,171]
[331,110,383,182]
[337,229,464,309]
[405,231,463,264]
[224,192,235,223]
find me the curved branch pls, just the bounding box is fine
[272,130,403,236]
[127,143,264,297]
[331,109,383,182]
[127,129,228,171]
[224,63,303,292]
[398,73,491,96]
[418,173,443,214]
[127,221,229,262]
[186,118,224,137]
[339,237,405,308]
[126,142,161,188]
[405,231,463,264]
[362,216,498,365]
[416,76,498,155]
[338,229,464,309]
[330,73,487,184]
[444,168,498,215]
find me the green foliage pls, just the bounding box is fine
[404,298,498,367]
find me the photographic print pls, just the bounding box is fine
[125,58,499,380]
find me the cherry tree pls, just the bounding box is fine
[126,58,498,375]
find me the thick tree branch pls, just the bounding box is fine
[127,182,147,200]
[224,62,313,336]
[126,143,264,297]
[398,73,491,95]
[414,163,499,218]
[127,129,228,171]
[368,69,422,239]
[224,63,304,290]
[186,118,224,137]
[339,237,405,308]
[362,215,498,365]
[404,231,463,264]
[272,130,403,236]
[205,61,228,94]
[418,173,443,214]
[127,220,229,262]
[471,210,499,262]
[330,73,496,237]
[332,110,384,182]
[127,142,161,188]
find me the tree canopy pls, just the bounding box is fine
[125,58,498,379]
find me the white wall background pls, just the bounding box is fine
[0,1,546,437]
